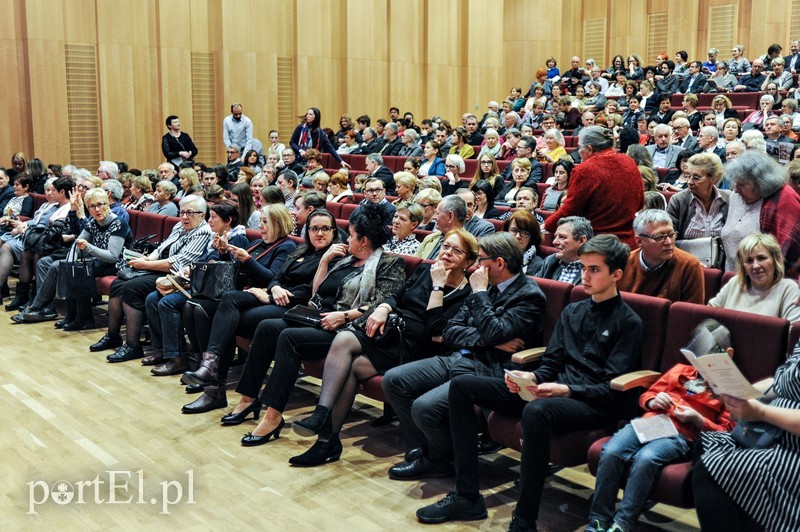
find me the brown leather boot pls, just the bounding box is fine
[181,385,227,414]
[181,351,218,385]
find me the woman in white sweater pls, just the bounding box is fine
[709,232,800,322]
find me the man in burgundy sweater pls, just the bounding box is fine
[543,126,643,247]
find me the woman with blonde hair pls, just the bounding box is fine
[393,172,418,205]
[175,168,200,200]
[128,175,154,211]
[709,232,800,321]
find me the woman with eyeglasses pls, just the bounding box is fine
[180,209,333,414]
[626,54,644,80]
[227,203,406,447]
[471,180,502,220]
[666,153,730,254]
[91,195,213,363]
[13,187,132,328]
[720,151,800,274]
[290,228,477,466]
[441,154,468,196]
[503,210,543,275]
[468,154,503,199]
[536,128,568,164]
[414,188,442,231]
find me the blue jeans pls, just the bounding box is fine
[144,290,188,359]
[589,423,692,531]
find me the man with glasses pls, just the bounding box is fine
[647,124,685,168]
[671,117,698,151]
[383,232,546,483]
[225,145,243,184]
[536,216,593,285]
[415,195,467,260]
[734,59,766,92]
[355,127,381,155]
[350,177,395,225]
[618,209,704,303]
[276,148,304,177]
[499,136,543,186]
[364,153,396,195]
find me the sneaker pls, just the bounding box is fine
[585,519,606,532]
[416,491,487,524]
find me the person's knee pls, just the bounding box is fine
[521,399,554,431]
[411,397,443,429]
[448,374,481,402]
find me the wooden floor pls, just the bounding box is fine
[1,301,701,531]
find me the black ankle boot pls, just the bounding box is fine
[292,405,333,440]
[288,434,342,467]
[5,282,30,311]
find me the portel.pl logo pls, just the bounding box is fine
[27,470,194,515]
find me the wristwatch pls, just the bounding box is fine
[344,311,351,323]
[432,285,443,292]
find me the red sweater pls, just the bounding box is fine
[640,363,735,441]
[543,149,644,246]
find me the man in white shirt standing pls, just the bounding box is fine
[222,103,254,154]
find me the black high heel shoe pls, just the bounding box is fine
[289,434,342,467]
[241,418,285,447]
[221,401,262,425]
[292,405,332,440]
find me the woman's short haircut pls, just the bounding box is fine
[329,172,348,188]
[349,201,391,248]
[443,228,479,265]
[579,126,615,152]
[261,203,294,239]
[84,187,108,205]
[415,187,442,204]
[578,234,631,273]
[209,200,240,227]
[445,154,466,174]
[418,176,443,193]
[726,150,787,197]
[132,175,153,193]
[394,171,418,190]
[479,232,524,274]
[179,193,207,214]
[304,148,321,162]
[783,98,799,112]
[312,173,330,187]
[511,157,532,172]
[687,152,724,185]
[502,210,542,250]
[156,180,178,198]
[395,202,424,224]
[260,185,285,205]
[736,232,784,290]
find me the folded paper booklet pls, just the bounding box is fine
[504,369,537,402]
[680,327,764,400]
[631,415,679,443]
[122,248,144,261]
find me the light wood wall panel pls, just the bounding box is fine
[7,0,800,169]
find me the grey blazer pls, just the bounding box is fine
[646,144,685,169]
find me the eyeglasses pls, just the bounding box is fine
[480,160,492,165]
[308,225,334,234]
[179,210,203,217]
[509,227,531,238]
[77,184,91,191]
[477,256,498,262]
[444,164,457,169]
[418,203,435,208]
[226,151,238,155]
[639,231,677,243]
[87,202,108,210]
[688,174,707,182]
[364,187,384,195]
[441,243,465,257]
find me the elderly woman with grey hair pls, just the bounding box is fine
[93,195,213,363]
[441,154,468,196]
[146,180,179,216]
[720,150,800,276]
[742,94,777,131]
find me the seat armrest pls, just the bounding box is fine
[511,347,546,365]
[610,370,660,392]
[755,377,776,396]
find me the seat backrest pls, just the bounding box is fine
[163,217,181,240]
[702,267,724,304]
[570,286,670,372]
[349,154,367,171]
[126,209,139,235]
[663,302,790,382]
[245,228,261,242]
[530,277,573,345]
[399,254,422,278]
[464,159,479,176]
[134,211,167,242]
[324,202,343,219]
[341,203,359,220]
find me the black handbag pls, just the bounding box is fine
[116,265,151,281]
[730,397,783,449]
[56,254,96,299]
[22,220,66,255]
[350,309,407,347]
[282,305,323,327]
[190,261,237,300]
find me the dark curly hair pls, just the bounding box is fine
[349,202,391,249]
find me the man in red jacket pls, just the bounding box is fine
[543,126,643,246]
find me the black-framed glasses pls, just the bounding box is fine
[509,227,531,238]
[87,202,108,210]
[308,225,334,234]
[364,187,384,195]
[477,256,498,262]
[639,231,677,243]
[179,210,203,217]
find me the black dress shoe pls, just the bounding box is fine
[10,311,29,323]
[90,333,123,352]
[220,401,262,425]
[150,357,189,376]
[416,491,488,524]
[106,344,144,363]
[54,320,65,329]
[22,308,58,322]
[182,390,228,414]
[388,457,454,480]
[185,383,205,394]
[405,447,423,463]
[289,435,343,467]
[241,418,285,447]
[63,319,96,332]
[141,352,165,366]
[477,434,505,455]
